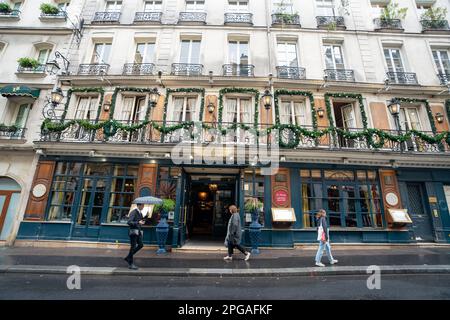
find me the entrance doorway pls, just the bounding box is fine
[406,183,434,242]
[184,171,238,243]
[332,101,358,148]
[0,177,21,241]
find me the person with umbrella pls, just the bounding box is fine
[124,196,162,270]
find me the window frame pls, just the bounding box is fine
[323,44,345,69]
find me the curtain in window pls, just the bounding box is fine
[279,102,291,124]
[121,97,134,122]
[294,102,306,126]
[240,99,253,125]
[342,105,356,129]
[74,98,89,119]
[224,98,237,124]
[186,97,197,122]
[172,97,184,123]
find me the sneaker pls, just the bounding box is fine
[315,262,325,267]
[245,252,251,261]
[128,263,139,270]
[223,256,233,261]
[330,259,338,265]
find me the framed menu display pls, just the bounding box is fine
[387,209,412,224]
[272,208,296,222]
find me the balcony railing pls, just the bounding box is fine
[178,12,207,24]
[271,13,301,27]
[222,64,255,77]
[0,126,26,139]
[92,11,121,23]
[386,72,418,85]
[324,69,355,82]
[39,121,447,154]
[17,64,46,73]
[78,64,110,75]
[438,72,450,85]
[373,18,403,31]
[0,10,20,19]
[123,63,155,75]
[171,63,203,76]
[134,11,162,23]
[224,13,252,25]
[316,16,345,29]
[421,19,450,32]
[40,11,67,20]
[276,66,306,80]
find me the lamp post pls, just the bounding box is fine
[46,51,70,75]
[149,87,160,107]
[387,98,404,152]
[42,87,64,120]
[262,89,273,143]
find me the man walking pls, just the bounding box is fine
[124,203,145,270]
[224,205,251,261]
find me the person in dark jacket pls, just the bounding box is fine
[315,209,338,267]
[224,205,251,261]
[124,203,145,270]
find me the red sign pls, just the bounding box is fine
[274,189,288,206]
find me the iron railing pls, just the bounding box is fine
[271,13,301,26]
[222,64,255,77]
[178,12,207,24]
[316,16,345,28]
[0,127,26,139]
[40,11,67,19]
[276,66,306,80]
[420,19,450,31]
[78,64,110,75]
[92,11,121,23]
[171,63,203,76]
[437,72,450,85]
[324,69,355,82]
[17,64,46,73]
[373,18,403,30]
[122,63,155,75]
[134,11,162,23]
[386,72,418,85]
[224,13,252,25]
[39,121,447,154]
[0,10,20,18]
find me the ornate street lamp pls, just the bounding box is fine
[46,51,70,75]
[262,89,273,110]
[51,87,64,105]
[42,87,65,120]
[387,98,403,152]
[207,100,215,113]
[149,87,160,107]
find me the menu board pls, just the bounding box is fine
[272,208,296,222]
[388,208,412,224]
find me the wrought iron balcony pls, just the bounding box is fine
[78,64,110,75]
[271,13,301,27]
[178,12,207,24]
[222,64,255,77]
[0,10,20,19]
[171,63,203,76]
[316,16,345,29]
[17,64,46,74]
[134,11,162,23]
[40,11,67,20]
[373,18,403,31]
[386,72,418,85]
[123,63,155,75]
[92,11,121,23]
[0,126,26,139]
[421,19,450,32]
[276,66,306,80]
[39,120,448,154]
[437,72,450,85]
[224,13,252,25]
[324,69,355,82]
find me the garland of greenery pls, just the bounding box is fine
[61,87,105,122]
[324,93,368,129]
[273,89,318,130]
[395,97,437,134]
[218,88,260,130]
[108,87,158,122]
[162,88,205,126]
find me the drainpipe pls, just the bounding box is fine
[264,0,276,124]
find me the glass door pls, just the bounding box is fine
[325,182,358,228]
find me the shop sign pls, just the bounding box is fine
[274,189,288,206]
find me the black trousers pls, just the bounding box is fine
[227,241,247,256]
[126,233,143,264]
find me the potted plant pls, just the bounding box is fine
[0,123,18,132]
[17,57,41,70]
[0,3,12,13]
[420,7,448,29]
[380,1,408,21]
[40,3,60,15]
[155,198,176,216]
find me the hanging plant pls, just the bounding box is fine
[0,3,12,13]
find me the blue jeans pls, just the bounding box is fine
[315,241,334,263]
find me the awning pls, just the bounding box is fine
[0,85,41,99]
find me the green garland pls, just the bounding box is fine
[324,93,368,129]
[162,88,205,125]
[395,97,437,134]
[274,89,318,130]
[61,87,105,122]
[218,88,260,130]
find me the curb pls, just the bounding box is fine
[1,264,449,277]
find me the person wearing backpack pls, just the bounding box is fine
[315,209,338,267]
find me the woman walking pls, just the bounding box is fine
[315,209,338,267]
[224,205,251,261]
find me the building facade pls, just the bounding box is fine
[2,0,450,247]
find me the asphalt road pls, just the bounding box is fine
[0,273,449,300]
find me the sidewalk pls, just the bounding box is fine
[1,245,449,277]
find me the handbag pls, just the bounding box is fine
[317,225,324,241]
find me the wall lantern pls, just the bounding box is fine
[50,87,64,105]
[103,102,111,112]
[387,98,401,116]
[207,99,215,113]
[149,87,160,107]
[262,90,273,110]
[317,107,325,118]
[435,112,444,124]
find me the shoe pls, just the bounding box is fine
[128,263,139,270]
[315,262,325,267]
[124,257,131,264]
[245,252,251,261]
[223,256,233,261]
[330,259,338,265]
